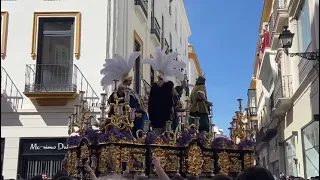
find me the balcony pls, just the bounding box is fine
[255,120,278,149]
[270,0,289,50]
[271,75,293,117]
[1,67,23,112]
[24,64,99,106]
[287,0,301,17]
[162,38,170,54]
[150,16,161,46]
[134,0,148,24]
[258,48,277,92]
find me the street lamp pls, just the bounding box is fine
[279,26,319,61]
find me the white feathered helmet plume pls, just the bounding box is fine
[100,52,140,90]
[141,48,186,82]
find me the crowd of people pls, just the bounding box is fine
[2,155,318,180]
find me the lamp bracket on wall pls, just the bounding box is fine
[289,50,319,61]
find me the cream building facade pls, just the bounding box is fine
[1,0,192,179]
[250,0,319,178]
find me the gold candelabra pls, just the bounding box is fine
[229,99,257,143]
[98,80,136,132]
[68,91,94,135]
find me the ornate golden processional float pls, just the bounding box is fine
[66,85,257,179]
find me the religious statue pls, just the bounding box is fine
[100,52,148,136]
[189,76,213,132]
[141,48,186,134]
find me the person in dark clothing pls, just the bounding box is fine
[148,79,175,134]
[237,166,274,180]
[52,155,68,180]
[212,174,233,180]
[57,177,72,180]
[52,171,68,180]
[28,175,43,180]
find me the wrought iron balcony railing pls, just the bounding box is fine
[162,38,170,54]
[25,64,99,107]
[269,0,289,33]
[151,17,161,42]
[273,75,293,106]
[134,0,148,17]
[1,67,24,111]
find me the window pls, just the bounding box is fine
[35,17,75,92]
[175,8,177,31]
[169,33,172,49]
[31,12,81,60]
[302,121,319,178]
[162,15,164,38]
[133,31,143,94]
[1,138,4,175]
[297,0,311,52]
[134,40,141,94]
[1,11,8,59]
[169,0,172,16]
[284,137,298,177]
[150,55,155,84]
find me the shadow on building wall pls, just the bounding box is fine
[1,94,23,126]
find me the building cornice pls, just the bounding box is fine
[188,44,202,76]
[177,0,192,36]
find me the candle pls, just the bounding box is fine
[101,93,107,104]
[76,105,81,115]
[143,120,150,132]
[195,117,200,127]
[101,109,105,119]
[130,108,136,120]
[210,124,214,132]
[72,113,77,124]
[73,105,78,114]
[68,116,72,126]
[166,121,172,132]
[79,91,85,102]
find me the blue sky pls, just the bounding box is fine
[184,0,264,134]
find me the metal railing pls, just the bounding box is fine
[1,67,24,111]
[273,75,293,106]
[134,0,148,17]
[269,0,289,34]
[25,64,99,107]
[151,17,161,42]
[162,38,170,54]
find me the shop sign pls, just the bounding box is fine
[21,138,68,154]
[29,143,68,151]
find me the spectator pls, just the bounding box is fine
[238,166,274,180]
[57,177,72,180]
[153,157,170,180]
[171,174,184,180]
[187,176,198,180]
[212,174,232,180]
[52,156,68,180]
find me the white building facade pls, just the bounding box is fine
[1,0,192,179]
[252,0,319,178]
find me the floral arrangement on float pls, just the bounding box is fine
[237,139,255,150]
